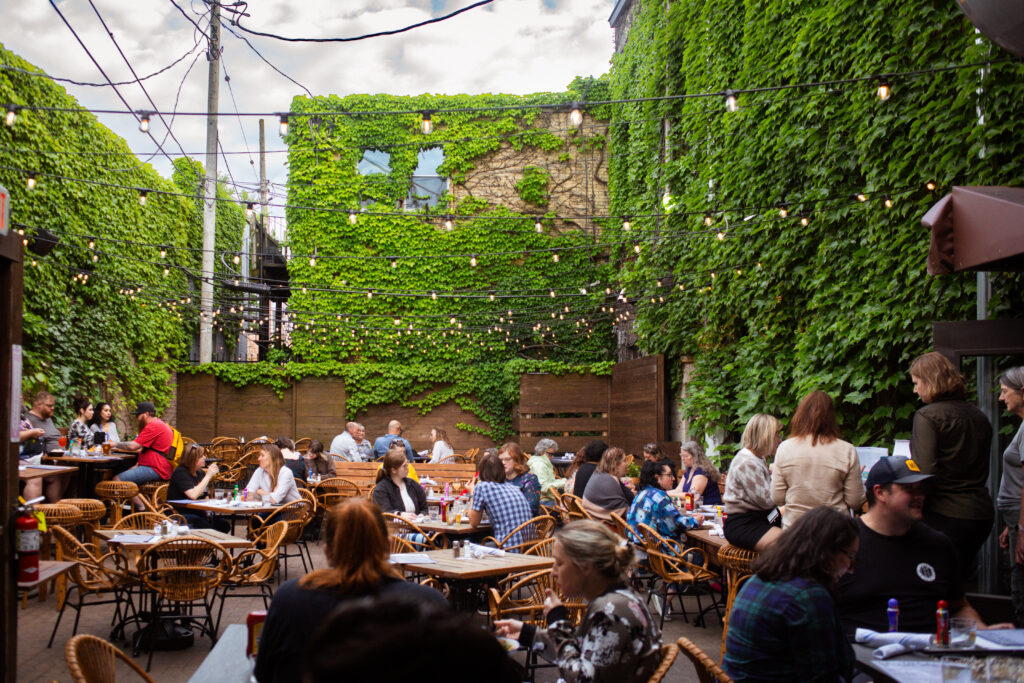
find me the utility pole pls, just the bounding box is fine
[258,119,270,358]
[199,2,221,363]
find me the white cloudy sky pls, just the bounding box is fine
[1,0,616,225]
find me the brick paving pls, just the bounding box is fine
[17,542,724,682]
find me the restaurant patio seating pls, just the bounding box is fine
[524,537,554,557]
[314,476,363,510]
[48,527,136,648]
[95,480,139,526]
[214,521,287,632]
[560,493,591,521]
[439,454,471,464]
[35,503,83,607]
[207,439,241,465]
[246,499,313,579]
[648,643,679,683]
[65,633,155,683]
[637,523,721,630]
[137,536,232,670]
[138,484,173,516]
[293,437,311,453]
[112,512,186,531]
[212,463,246,487]
[481,515,556,554]
[297,488,321,541]
[677,637,733,683]
[716,544,758,662]
[60,499,107,538]
[383,512,449,550]
[609,511,641,544]
[487,568,552,625]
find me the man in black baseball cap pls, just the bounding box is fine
[132,401,157,416]
[836,457,1009,633]
[112,400,174,509]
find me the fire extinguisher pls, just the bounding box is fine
[16,505,40,583]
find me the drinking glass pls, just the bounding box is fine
[58,436,67,449]
[949,618,976,648]
[261,493,271,505]
[215,489,226,501]
[940,656,977,682]
[101,442,112,455]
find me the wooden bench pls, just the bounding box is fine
[329,462,478,493]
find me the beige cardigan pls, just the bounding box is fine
[771,436,866,528]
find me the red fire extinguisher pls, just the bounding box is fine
[16,505,40,583]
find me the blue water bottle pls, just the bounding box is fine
[887,598,899,632]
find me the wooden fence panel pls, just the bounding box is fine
[294,378,347,446]
[518,373,610,453]
[354,401,496,454]
[175,374,217,442]
[610,355,666,457]
[215,383,293,441]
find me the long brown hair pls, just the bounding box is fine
[179,444,205,476]
[299,498,401,592]
[499,442,529,476]
[260,444,284,490]
[754,506,858,591]
[789,391,841,446]
[375,447,407,484]
[431,427,452,449]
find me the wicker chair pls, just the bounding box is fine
[293,437,311,454]
[648,643,680,683]
[138,482,162,502]
[638,523,722,629]
[111,512,186,531]
[464,447,481,463]
[383,513,448,551]
[480,515,556,554]
[438,454,471,464]
[561,493,591,521]
[138,484,174,516]
[524,537,555,557]
[35,503,84,608]
[181,435,196,445]
[137,537,232,670]
[207,439,241,465]
[215,521,287,632]
[298,488,322,542]
[389,534,419,554]
[59,499,107,537]
[677,637,734,683]
[716,544,758,662]
[487,568,553,625]
[48,527,136,648]
[65,634,155,683]
[609,511,641,544]
[247,500,313,580]
[315,477,363,511]
[212,463,246,487]
[95,480,139,526]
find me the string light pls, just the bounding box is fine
[876,78,891,101]
[87,236,96,250]
[431,291,437,300]
[390,257,398,268]
[926,180,936,191]
[489,291,495,301]
[420,111,433,135]
[469,254,477,267]
[138,112,151,133]
[349,211,357,224]
[884,196,893,209]
[26,174,35,190]
[725,90,739,112]
[800,214,809,227]
[278,113,289,136]
[703,214,713,227]
[310,248,317,267]
[633,244,641,254]
[717,230,725,240]
[444,215,453,231]
[622,219,631,231]
[569,103,583,126]
[552,252,559,263]
[535,220,543,233]
[5,105,16,127]
[233,253,241,264]
[777,204,788,218]
[856,193,868,202]
[138,190,148,205]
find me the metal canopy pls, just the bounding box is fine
[921,186,1024,275]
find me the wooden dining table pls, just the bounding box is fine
[93,527,252,550]
[41,451,137,497]
[18,464,78,480]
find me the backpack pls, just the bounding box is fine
[158,427,185,465]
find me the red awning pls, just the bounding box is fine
[921,185,1024,275]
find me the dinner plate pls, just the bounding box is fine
[496,637,520,652]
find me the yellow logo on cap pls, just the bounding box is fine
[905,460,920,472]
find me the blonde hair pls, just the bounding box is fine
[555,520,633,580]
[741,414,782,459]
[910,352,966,403]
[680,440,721,483]
[597,447,628,475]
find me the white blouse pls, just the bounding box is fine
[244,466,301,505]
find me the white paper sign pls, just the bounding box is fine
[9,344,22,442]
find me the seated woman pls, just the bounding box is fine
[669,441,723,507]
[641,443,662,463]
[276,436,306,483]
[499,442,541,517]
[66,397,94,449]
[88,401,119,445]
[495,520,663,682]
[302,440,336,479]
[723,414,784,552]
[629,459,702,542]
[244,443,301,505]
[527,438,566,509]
[428,427,454,463]
[771,391,865,528]
[254,498,448,683]
[582,447,635,521]
[569,439,609,498]
[167,444,229,532]
[722,506,858,682]
[371,446,427,516]
[469,452,533,548]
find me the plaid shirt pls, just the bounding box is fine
[471,481,532,548]
[723,575,854,682]
[627,486,698,541]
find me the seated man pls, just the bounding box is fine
[372,420,414,462]
[836,456,1009,633]
[329,422,371,462]
[113,401,174,510]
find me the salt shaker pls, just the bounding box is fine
[452,540,461,558]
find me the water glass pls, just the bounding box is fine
[949,618,976,648]
[940,656,977,682]
[261,493,271,505]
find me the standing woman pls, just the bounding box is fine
[66,397,94,449]
[723,506,858,681]
[996,367,1024,626]
[495,520,663,683]
[372,446,427,516]
[167,444,229,532]
[303,440,336,479]
[723,414,784,552]
[88,401,119,444]
[771,391,865,528]
[909,352,994,577]
[499,442,542,517]
[670,441,723,507]
[245,443,301,505]
[428,427,455,463]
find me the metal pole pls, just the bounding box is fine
[199,3,220,363]
[977,271,998,593]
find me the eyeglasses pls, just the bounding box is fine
[643,443,658,451]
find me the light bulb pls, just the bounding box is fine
[470,254,477,267]
[310,249,317,267]
[552,253,559,263]
[704,214,713,227]
[549,289,556,298]
[489,292,495,301]
[139,191,148,205]
[421,112,433,135]
[535,220,543,233]
[622,219,631,231]
[778,206,788,218]
[569,105,583,126]
[279,114,289,136]
[233,254,240,264]
[717,231,725,241]
[159,246,167,258]
[91,253,98,262]
[856,193,868,202]
[431,291,437,300]
[163,268,169,276]
[800,215,809,227]
[26,175,35,190]
[139,113,150,133]
[5,107,15,126]
[367,291,373,299]
[633,244,641,254]
[349,211,357,224]
[884,196,893,209]
[444,216,453,231]
[87,237,95,249]
[926,180,936,191]
[390,258,397,268]
[877,80,891,101]
[725,90,738,112]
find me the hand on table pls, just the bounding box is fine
[542,588,562,616]
[981,623,1015,630]
[256,488,270,497]
[494,619,523,640]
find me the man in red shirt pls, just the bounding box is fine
[113,401,174,510]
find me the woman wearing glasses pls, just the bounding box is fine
[669,441,722,507]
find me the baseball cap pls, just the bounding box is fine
[865,456,933,491]
[132,401,157,416]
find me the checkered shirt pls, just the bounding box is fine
[471,481,533,548]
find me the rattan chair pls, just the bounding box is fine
[111,512,185,531]
[35,503,84,607]
[609,511,641,544]
[181,435,196,445]
[487,568,553,626]
[464,447,481,463]
[48,527,136,648]
[95,480,139,526]
[481,515,556,554]
[212,463,246,487]
[215,521,287,632]
[561,493,591,521]
[389,534,419,554]
[65,634,154,683]
[524,537,555,557]
[137,537,232,670]
[315,476,363,511]
[293,437,311,454]
[638,523,722,629]
[246,500,313,580]
[298,488,322,542]
[60,499,107,537]
[439,454,471,464]
[648,643,679,683]
[677,637,734,683]
[207,439,241,465]
[138,482,162,501]
[716,544,758,662]
[383,513,448,551]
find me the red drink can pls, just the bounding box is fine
[247,610,267,657]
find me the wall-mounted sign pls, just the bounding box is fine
[0,184,9,237]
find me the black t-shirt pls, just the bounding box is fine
[284,457,306,482]
[254,577,448,683]
[167,466,205,502]
[835,518,963,634]
[573,462,598,498]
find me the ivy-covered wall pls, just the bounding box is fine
[1,45,244,422]
[607,1,1024,448]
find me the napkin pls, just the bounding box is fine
[467,542,505,557]
[855,628,933,658]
